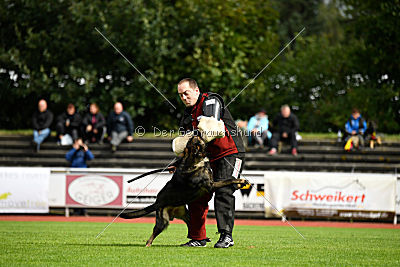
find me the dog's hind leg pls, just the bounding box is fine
[146,208,170,247]
[173,206,190,225]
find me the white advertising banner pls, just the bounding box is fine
[66,174,124,207]
[264,172,396,220]
[124,171,171,209]
[0,167,50,213]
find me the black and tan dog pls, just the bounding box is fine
[120,135,247,247]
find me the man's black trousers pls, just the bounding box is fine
[211,153,245,235]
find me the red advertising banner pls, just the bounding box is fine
[66,175,123,207]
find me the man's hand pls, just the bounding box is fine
[282,132,288,138]
[81,143,89,152]
[93,128,98,134]
[65,119,70,127]
[127,136,133,142]
[86,125,92,132]
[168,166,176,174]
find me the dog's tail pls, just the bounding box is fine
[120,203,159,219]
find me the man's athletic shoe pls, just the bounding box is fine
[214,233,234,248]
[180,239,209,247]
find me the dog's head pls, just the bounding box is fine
[184,135,207,160]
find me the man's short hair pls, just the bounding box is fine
[281,104,290,110]
[178,78,198,90]
[352,108,360,114]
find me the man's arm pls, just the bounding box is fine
[85,149,95,161]
[106,112,113,136]
[65,148,77,162]
[202,95,223,120]
[82,114,90,126]
[247,117,256,132]
[260,117,269,133]
[70,113,82,127]
[345,120,352,134]
[360,119,367,134]
[96,113,106,129]
[43,111,53,129]
[32,113,39,130]
[271,114,279,132]
[292,114,300,132]
[125,112,134,136]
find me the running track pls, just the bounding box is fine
[1,215,399,229]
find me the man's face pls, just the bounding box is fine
[257,112,266,118]
[352,112,360,119]
[114,103,123,114]
[38,100,47,113]
[178,82,200,107]
[281,107,291,118]
[90,104,98,114]
[67,106,75,115]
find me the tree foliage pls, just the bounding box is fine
[0,0,399,133]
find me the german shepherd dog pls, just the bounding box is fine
[120,135,247,247]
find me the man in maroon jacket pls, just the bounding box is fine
[176,78,245,248]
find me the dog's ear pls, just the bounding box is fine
[184,147,189,155]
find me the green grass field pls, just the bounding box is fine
[1,221,399,266]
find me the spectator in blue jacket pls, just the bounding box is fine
[247,108,271,148]
[344,108,367,149]
[107,102,134,152]
[65,138,94,168]
[32,99,53,152]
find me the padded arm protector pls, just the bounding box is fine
[172,131,194,155]
[202,93,224,120]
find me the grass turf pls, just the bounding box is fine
[0,221,399,266]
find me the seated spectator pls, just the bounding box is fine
[235,119,248,148]
[364,120,382,149]
[56,103,82,145]
[247,108,271,148]
[268,105,299,156]
[82,103,106,144]
[65,138,94,168]
[344,108,367,151]
[32,99,53,152]
[107,102,134,152]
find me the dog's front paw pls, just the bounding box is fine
[235,179,250,189]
